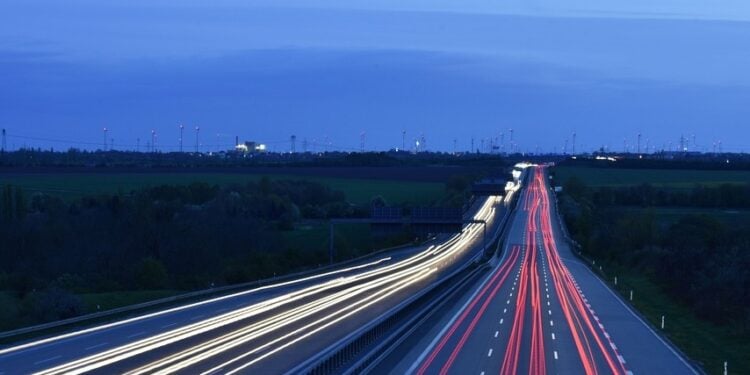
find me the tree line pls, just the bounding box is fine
[0,178,396,329]
[559,177,750,331]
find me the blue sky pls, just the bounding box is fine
[2,1,749,153]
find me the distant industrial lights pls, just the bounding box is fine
[595,156,617,162]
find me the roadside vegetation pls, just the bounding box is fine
[0,173,447,205]
[554,166,750,374]
[0,174,474,332]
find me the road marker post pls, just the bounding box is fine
[629,290,633,301]
[614,276,617,286]
[661,315,665,330]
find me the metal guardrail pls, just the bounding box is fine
[547,174,705,375]
[345,265,487,375]
[0,237,437,344]
[290,190,522,375]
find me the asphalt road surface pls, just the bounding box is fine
[390,166,697,375]
[0,194,509,375]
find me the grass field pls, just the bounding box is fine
[0,173,447,205]
[599,263,750,375]
[554,166,750,188]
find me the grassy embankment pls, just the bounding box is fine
[554,165,750,374]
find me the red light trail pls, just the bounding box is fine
[416,166,630,375]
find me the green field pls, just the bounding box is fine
[0,173,446,205]
[554,166,750,188]
[600,263,750,374]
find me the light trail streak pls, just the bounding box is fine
[0,256,393,357]
[35,195,502,374]
[417,166,629,375]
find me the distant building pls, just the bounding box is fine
[234,141,267,154]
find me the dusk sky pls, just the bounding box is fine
[2,1,750,153]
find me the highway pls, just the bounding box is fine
[0,192,509,374]
[385,166,698,375]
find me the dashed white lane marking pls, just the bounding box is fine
[480,372,486,375]
[215,307,230,313]
[551,333,556,340]
[553,351,559,360]
[547,301,550,306]
[618,354,627,364]
[84,342,108,351]
[550,320,554,326]
[500,318,504,324]
[127,331,147,338]
[611,342,618,350]
[161,322,178,329]
[488,349,494,357]
[190,314,206,321]
[503,308,507,313]
[34,355,62,365]
[495,331,499,338]
[507,300,511,304]
[548,309,552,315]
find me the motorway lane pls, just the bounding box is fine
[406,166,696,375]
[546,176,698,374]
[0,194,509,375]
[0,256,397,373]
